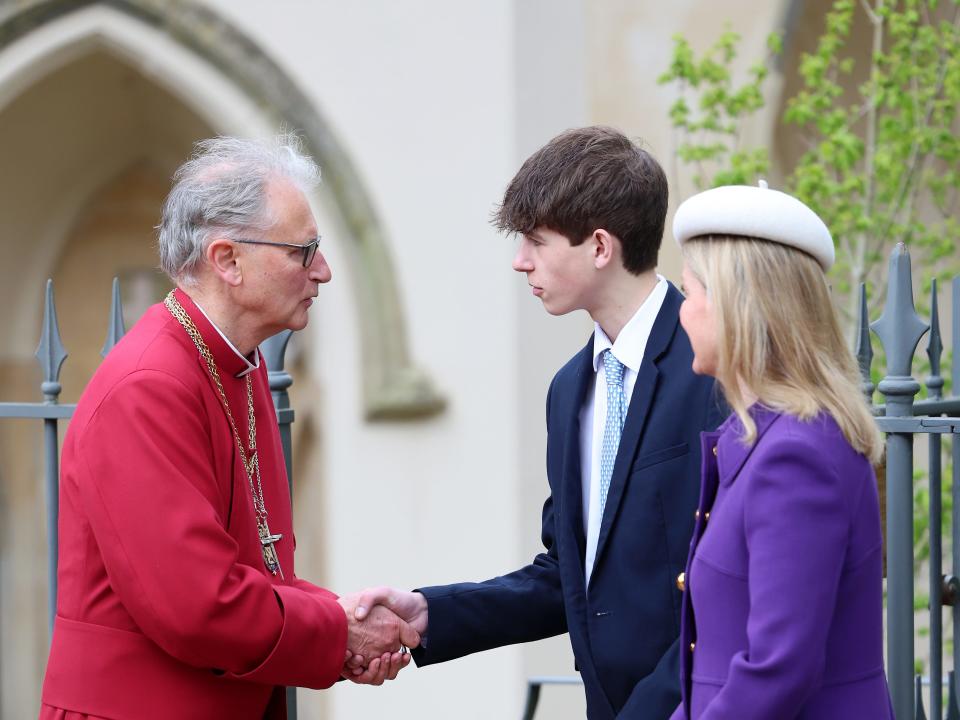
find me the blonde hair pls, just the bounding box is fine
[682,236,882,464]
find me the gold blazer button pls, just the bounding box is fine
[676,572,685,592]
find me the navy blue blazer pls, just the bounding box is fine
[414,283,723,719]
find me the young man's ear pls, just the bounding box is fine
[206,236,244,287]
[591,229,617,270]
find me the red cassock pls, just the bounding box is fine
[40,289,347,720]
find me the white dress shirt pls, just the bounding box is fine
[581,275,667,586]
[193,301,261,378]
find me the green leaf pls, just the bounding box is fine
[767,32,783,55]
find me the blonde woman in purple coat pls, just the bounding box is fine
[667,183,893,720]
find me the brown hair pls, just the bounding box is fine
[492,126,668,274]
[682,236,882,463]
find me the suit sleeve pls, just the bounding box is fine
[412,376,568,665]
[74,370,347,690]
[698,433,851,719]
[412,498,567,664]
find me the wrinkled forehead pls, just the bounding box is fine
[264,176,317,237]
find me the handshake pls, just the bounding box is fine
[336,587,428,686]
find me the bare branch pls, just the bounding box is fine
[838,230,855,274]
[853,0,885,326]
[878,7,960,242]
[920,1,932,30]
[860,0,881,25]
[852,99,873,126]
[947,185,959,220]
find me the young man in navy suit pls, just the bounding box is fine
[355,126,722,719]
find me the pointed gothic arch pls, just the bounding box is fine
[0,0,444,419]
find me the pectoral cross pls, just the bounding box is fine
[258,522,284,579]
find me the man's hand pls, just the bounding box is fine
[341,648,410,685]
[353,587,429,637]
[337,592,421,666]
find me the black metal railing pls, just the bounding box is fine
[3,278,299,717]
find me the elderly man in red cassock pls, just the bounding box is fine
[39,134,416,720]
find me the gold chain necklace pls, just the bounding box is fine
[164,291,283,578]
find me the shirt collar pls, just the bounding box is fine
[175,289,261,378]
[591,274,668,373]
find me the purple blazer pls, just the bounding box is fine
[669,406,893,720]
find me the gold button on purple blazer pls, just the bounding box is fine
[669,406,894,719]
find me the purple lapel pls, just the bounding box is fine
[680,429,723,718]
[716,405,783,486]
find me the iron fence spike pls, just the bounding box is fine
[916,674,928,720]
[261,330,295,501]
[947,671,960,720]
[855,282,875,400]
[34,279,67,400]
[870,243,929,377]
[261,329,293,373]
[953,278,959,392]
[262,330,294,396]
[927,278,944,399]
[101,277,126,358]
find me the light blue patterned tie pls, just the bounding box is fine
[599,349,628,516]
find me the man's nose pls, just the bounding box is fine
[309,251,332,283]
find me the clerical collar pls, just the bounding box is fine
[191,300,262,379]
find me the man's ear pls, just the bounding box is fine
[206,236,243,287]
[592,229,617,270]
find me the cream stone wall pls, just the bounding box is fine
[0,2,804,718]
[587,0,792,284]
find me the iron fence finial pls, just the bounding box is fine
[35,278,67,403]
[101,277,126,358]
[871,243,929,384]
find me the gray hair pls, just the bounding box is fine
[157,133,321,285]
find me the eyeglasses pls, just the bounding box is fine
[234,236,321,268]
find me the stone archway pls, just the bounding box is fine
[0,0,444,419]
[0,39,216,718]
[0,3,442,716]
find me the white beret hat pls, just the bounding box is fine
[673,181,835,271]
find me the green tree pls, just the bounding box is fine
[658,29,781,193]
[661,2,960,678]
[659,0,960,328]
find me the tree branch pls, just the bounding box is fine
[850,0,884,326]
[878,5,960,243]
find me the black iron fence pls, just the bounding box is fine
[862,244,960,720]
[6,242,960,720]
[4,278,299,717]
